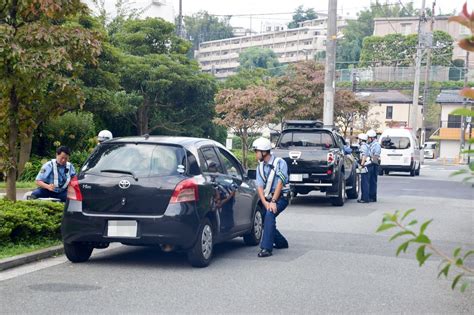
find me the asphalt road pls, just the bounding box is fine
[1,160,473,314]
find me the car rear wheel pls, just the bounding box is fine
[415,163,420,176]
[64,243,93,263]
[346,173,359,199]
[243,209,263,246]
[410,167,415,177]
[330,174,345,206]
[187,218,213,268]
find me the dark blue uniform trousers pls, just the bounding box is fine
[261,197,289,251]
[31,188,67,202]
[368,164,379,201]
[360,171,370,202]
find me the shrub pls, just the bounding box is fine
[0,200,64,245]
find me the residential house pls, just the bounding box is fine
[430,90,474,160]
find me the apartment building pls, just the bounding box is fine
[373,16,473,74]
[195,17,352,79]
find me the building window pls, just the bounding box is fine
[386,106,393,119]
[447,114,462,128]
[266,26,272,32]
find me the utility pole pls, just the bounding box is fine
[421,1,435,146]
[410,0,426,136]
[323,0,337,128]
[460,51,470,157]
[177,0,183,38]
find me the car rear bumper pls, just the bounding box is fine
[380,162,414,172]
[61,201,201,249]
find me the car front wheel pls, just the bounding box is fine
[187,218,213,268]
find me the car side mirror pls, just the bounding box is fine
[247,169,256,180]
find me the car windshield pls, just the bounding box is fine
[279,131,334,148]
[424,143,436,149]
[381,137,411,149]
[82,143,186,177]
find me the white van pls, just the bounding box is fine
[379,128,423,176]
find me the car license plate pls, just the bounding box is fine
[290,174,303,182]
[107,220,137,238]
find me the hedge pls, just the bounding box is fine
[0,200,64,245]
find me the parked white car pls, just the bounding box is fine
[379,128,423,176]
[423,141,437,159]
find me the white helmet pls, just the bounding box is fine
[252,137,272,151]
[98,130,113,143]
[358,133,368,141]
[366,129,377,138]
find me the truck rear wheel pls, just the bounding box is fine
[330,175,345,206]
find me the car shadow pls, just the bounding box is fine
[86,239,255,269]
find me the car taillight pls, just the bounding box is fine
[327,169,333,175]
[327,152,335,164]
[67,177,83,201]
[170,178,199,203]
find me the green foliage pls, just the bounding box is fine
[183,11,234,58]
[17,156,46,182]
[231,149,258,169]
[359,31,454,67]
[43,112,97,153]
[0,200,64,245]
[238,47,281,76]
[0,238,62,259]
[377,209,473,293]
[221,68,272,90]
[288,6,318,29]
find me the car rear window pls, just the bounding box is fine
[279,131,335,148]
[82,143,186,177]
[381,137,411,149]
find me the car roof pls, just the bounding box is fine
[380,128,414,137]
[103,136,222,150]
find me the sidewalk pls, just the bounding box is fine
[0,188,33,200]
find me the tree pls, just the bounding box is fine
[334,90,369,137]
[288,6,318,29]
[113,18,217,137]
[183,11,234,58]
[359,31,453,67]
[221,68,272,90]
[214,86,276,168]
[337,1,417,69]
[274,61,325,122]
[0,0,101,201]
[238,47,281,76]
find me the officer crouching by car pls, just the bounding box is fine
[30,146,76,202]
[366,129,381,202]
[252,137,290,258]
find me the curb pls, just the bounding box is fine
[0,245,64,272]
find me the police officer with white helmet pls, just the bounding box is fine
[97,130,113,143]
[252,137,290,258]
[366,129,381,202]
[357,133,370,203]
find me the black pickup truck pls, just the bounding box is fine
[272,120,359,206]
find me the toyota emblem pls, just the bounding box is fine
[118,179,131,189]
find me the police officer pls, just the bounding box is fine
[97,130,113,144]
[252,137,289,258]
[357,133,370,203]
[30,146,76,202]
[367,129,381,202]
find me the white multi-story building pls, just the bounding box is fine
[195,16,352,79]
[82,0,175,23]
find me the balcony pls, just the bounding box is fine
[430,120,474,140]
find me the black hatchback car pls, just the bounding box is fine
[62,136,263,267]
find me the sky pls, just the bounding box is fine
[86,0,472,31]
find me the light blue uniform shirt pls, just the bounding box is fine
[369,141,382,157]
[36,160,76,192]
[256,154,289,193]
[359,142,370,158]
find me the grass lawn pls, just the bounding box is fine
[0,238,62,260]
[0,181,37,189]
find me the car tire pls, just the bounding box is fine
[379,169,384,176]
[330,174,345,206]
[187,218,213,268]
[410,167,415,177]
[384,170,390,175]
[346,173,359,200]
[415,163,421,176]
[64,242,93,263]
[243,209,263,246]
